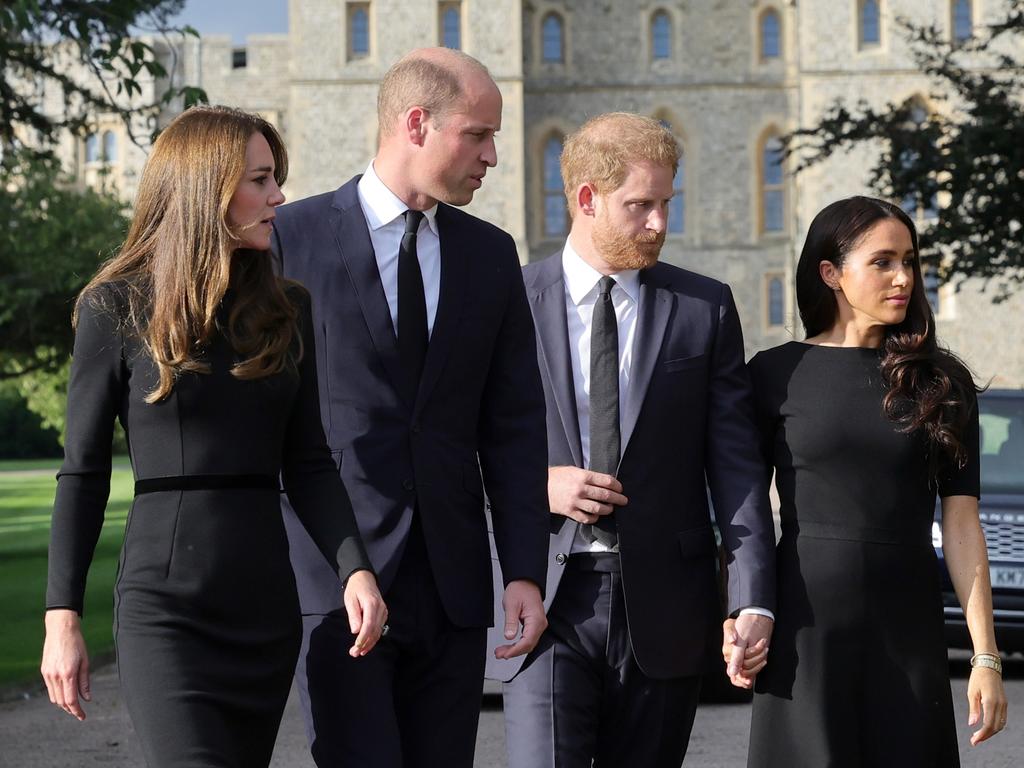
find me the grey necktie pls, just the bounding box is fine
[583,275,619,547]
[397,209,427,400]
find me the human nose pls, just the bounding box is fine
[269,182,285,207]
[893,264,911,288]
[648,205,667,233]
[481,136,497,167]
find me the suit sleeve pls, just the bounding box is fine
[47,287,125,615]
[477,239,550,596]
[281,289,373,583]
[704,285,776,615]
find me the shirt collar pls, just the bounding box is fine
[357,161,439,236]
[561,239,640,306]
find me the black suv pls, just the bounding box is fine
[934,389,1024,653]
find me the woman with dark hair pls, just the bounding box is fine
[39,105,387,767]
[724,196,1007,765]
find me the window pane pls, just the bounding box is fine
[668,191,684,234]
[862,0,880,45]
[543,138,563,190]
[443,7,461,49]
[669,165,684,234]
[85,134,98,163]
[764,189,784,232]
[954,0,971,41]
[545,195,566,237]
[543,136,565,236]
[763,139,783,186]
[761,11,780,58]
[652,12,671,60]
[352,8,369,55]
[542,14,563,62]
[768,277,784,326]
[103,131,116,163]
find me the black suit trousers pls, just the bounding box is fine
[295,515,487,768]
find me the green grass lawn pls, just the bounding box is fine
[0,462,132,687]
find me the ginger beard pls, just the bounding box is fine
[591,208,665,271]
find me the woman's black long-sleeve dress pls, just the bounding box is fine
[46,283,372,767]
[746,341,979,768]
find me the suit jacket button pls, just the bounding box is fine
[411,423,422,434]
[402,479,415,491]
[555,553,567,565]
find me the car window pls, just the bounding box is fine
[979,395,1024,494]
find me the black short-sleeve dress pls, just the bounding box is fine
[746,341,979,768]
[46,283,372,767]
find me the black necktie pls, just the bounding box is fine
[398,209,428,398]
[587,275,620,545]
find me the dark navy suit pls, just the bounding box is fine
[273,176,549,767]
[487,253,776,767]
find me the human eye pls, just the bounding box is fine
[253,175,269,185]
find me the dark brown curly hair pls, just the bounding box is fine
[796,195,979,471]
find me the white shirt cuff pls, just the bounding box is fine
[737,606,775,621]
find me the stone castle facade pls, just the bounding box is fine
[58,0,1023,386]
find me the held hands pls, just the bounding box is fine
[493,579,547,660]
[548,466,628,524]
[721,615,773,689]
[41,609,91,720]
[967,665,1008,745]
[343,569,388,658]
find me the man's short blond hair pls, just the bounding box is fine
[377,49,491,137]
[560,112,680,217]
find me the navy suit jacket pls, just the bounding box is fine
[487,253,776,679]
[272,176,549,628]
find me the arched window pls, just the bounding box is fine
[102,130,117,163]
[542,13,564,63]
[860,0,881,47]
[651,11,672,61]
[543,135,567,237]
[658,117,685,234]
[85,134,99,163]
[953,0,972,41]
[441,3,461,49]
[899,100,938,220]
[349,4,370,59]
[761,135,785,233]
[767,275,785,327]
[760,10,781,59]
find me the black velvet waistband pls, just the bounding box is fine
[134,474,280,496]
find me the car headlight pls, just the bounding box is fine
[931,520,943,549]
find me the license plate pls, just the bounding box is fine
[991,565,1024,589]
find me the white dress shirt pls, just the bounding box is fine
[559,241,775,620]
[357,161,441,338]
[562,242,640,554]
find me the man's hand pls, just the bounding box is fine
[548,466,628,523]
[722,614,773,689]
[343,569,388,658]
[493,580,547,660]
[41,609,91,721]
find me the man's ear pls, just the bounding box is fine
[577,184,597,218]
[405,106,429,147]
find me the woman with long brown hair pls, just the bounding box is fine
[40,105,387,767]
[725,196,1006,765]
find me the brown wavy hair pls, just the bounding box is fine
[795,196,979,470]
[75,105,299,402]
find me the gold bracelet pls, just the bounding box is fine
[970,652,1003,675]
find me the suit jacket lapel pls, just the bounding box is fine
[414,205,466,416]
[620,271,673,467]
[330,181,410,408]
[531,257,584,468]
